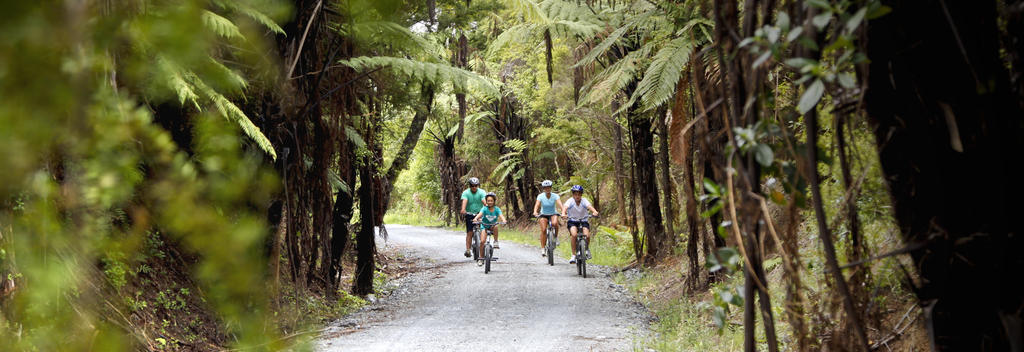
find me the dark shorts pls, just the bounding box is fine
[567,220,590,230]
[538,214,559,222]
[464,213,477,233]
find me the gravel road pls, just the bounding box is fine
[316,224,652,351]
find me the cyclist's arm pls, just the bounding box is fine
[532,199,541,216]
[587,201,599,216]
[561,200,569,217]
[460,198,468,215]
[555,198,566,215]
[498,214,507,223]
[472,211,483,223]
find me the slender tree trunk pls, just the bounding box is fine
[657,106,676,250]
[611,102,627,223]
[544,28,553,86]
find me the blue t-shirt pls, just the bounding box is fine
[536,192,560,215]
[478,206,502,228]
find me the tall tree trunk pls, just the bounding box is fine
[625,83,666,263]
[866,1,1024,349]
[353,153,377,296]
[454,33,468,142]
[329,137,355,292]
[544,28,553,86]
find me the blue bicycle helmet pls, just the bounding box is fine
[571,185,584,193]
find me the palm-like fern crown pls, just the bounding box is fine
[335,1,501,103]
[577,0,714,113]
[487,0,602,59]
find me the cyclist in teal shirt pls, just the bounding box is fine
[460,177,487,257]
[472,192,506,266]
[532,180,565,257]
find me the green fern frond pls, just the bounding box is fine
[631,36,695,111]
[339,56,500,98]
[206,58,248,93]
[155,57,201,109]
[213,0,285,34]
[506,0,549,23]
[574,11,657,69]
[579,40,655,108]
[201,10,243,39]
[487,24,540,57]
[548,20,601,38]
[348,21,443,56]
[540,0,598,23]
[503,138,527,152]
[188,73,276,160]
[346,126,367,149]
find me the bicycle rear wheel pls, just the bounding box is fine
[579,237,588,278]
[546,230,554,266]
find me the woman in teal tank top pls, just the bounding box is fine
[532,180,565,258]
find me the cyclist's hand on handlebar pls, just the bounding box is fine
[532,213,539,218]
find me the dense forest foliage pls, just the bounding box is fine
[2,0,1023,350]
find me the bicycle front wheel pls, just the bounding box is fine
[484,245,492,273]
[472,229,480,261]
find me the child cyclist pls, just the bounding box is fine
[472,192,507,266]
[561,185,599,264]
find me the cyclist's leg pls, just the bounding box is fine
[568,223,579,255]
[539,217,549,249]
[581,224,591,255]
[550,215,561,239]
[479,226,488,257]
[464,214,475,252]
[492,227,500,247]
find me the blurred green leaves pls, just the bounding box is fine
[1,0,287,350]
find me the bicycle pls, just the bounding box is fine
[475,221,505,273]
[569,215,597,278]
[470,222,481,261]
[533,215,558,266]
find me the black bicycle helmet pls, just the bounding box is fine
[468,177,480,186]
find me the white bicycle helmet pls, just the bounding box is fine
[468,177,480,186]
[540,180,553,187]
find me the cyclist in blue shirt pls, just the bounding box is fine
[460,177,487,257]
[472,192,507,266]
[532,180,565,257]
[562,185,599,264]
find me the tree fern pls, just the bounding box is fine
[579,40,655,108]
[629,36,696,111]
[339,56,500,98]
[573,9,661,69]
